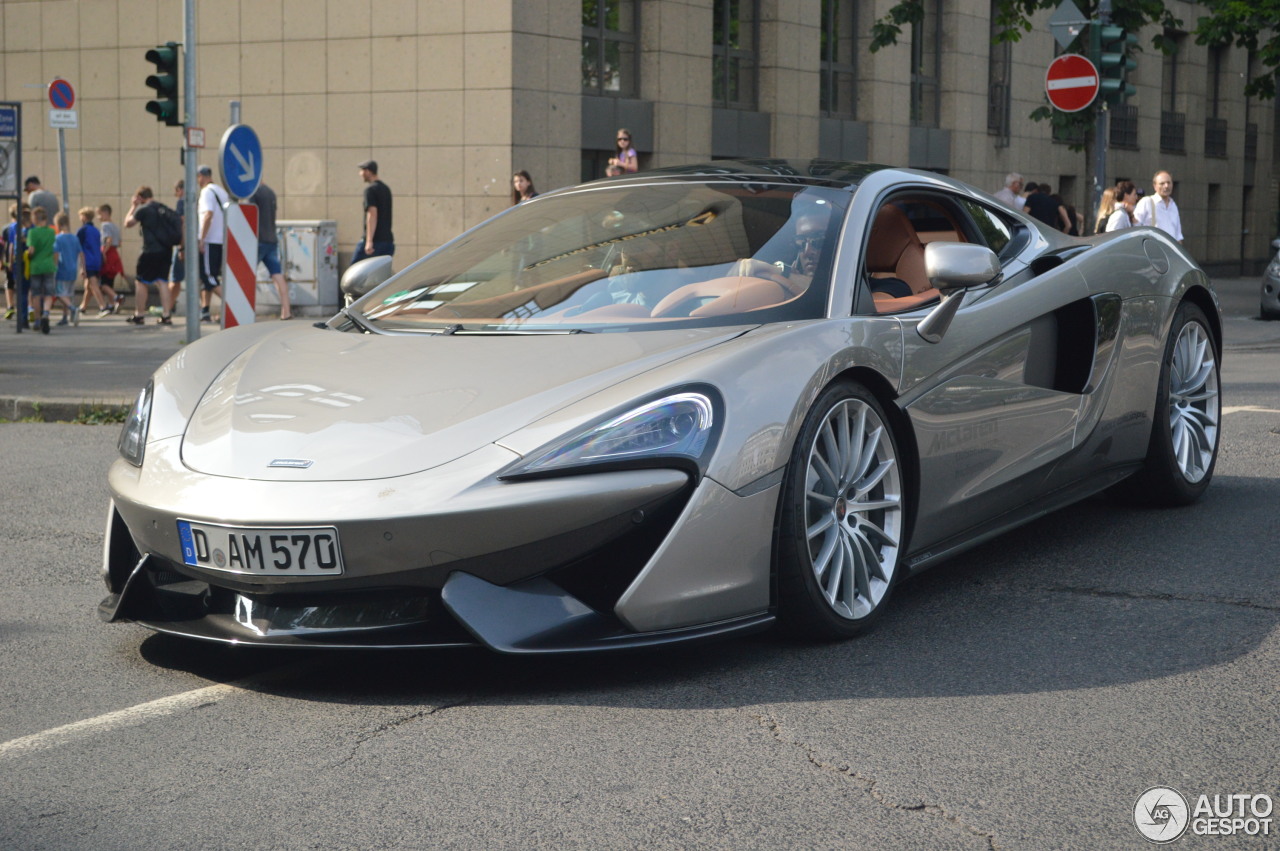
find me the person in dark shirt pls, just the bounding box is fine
[1023,183,1067,231]
[353,159,393,264]
[249,181,291,319]
[124,185,174,325]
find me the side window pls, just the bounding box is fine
[956,198,1021,261]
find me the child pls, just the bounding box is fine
[97,203,124,315]
[1,204,14,319]
[26,207,57,334]
[76,207,106,314]
[53,211,82,326]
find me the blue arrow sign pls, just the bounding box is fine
[219,124,263,200]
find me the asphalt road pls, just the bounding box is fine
[0,285,1276,850]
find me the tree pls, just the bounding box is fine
[1195,0,1280,99]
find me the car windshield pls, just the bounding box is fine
[352,181,849,332]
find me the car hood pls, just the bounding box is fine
[181,326,748,481]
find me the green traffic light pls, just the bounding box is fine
[1090,22,1137,105]
[144,41,181,127]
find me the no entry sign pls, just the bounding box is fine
[1045,54,1099,112]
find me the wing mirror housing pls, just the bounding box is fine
[340,255,395,306]
[917,243,1002,343]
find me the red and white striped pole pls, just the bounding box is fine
[222,202,258,328]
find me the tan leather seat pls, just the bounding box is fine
[865,204,930,295]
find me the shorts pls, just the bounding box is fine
[102,246,124,279]
[55,278,75,299]
[200,243,223,290]
[171,248,184,284]
[29,272,56,298]
[84,266,100,278]
[136,250,170,284]
[257,241,282,276]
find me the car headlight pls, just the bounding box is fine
[505,391,718,479]
[118,381,153,467]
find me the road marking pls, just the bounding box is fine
[1223,405,1280,415]
[0,661,316,759]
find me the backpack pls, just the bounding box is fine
[151,202,184,249]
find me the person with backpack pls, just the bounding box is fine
[123,185,180,325]
[196,164,229,323]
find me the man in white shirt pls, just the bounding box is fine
[196,164,228,322]
[993,173,1025,211]
[1134,170,1183,243]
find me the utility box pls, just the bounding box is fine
[255,220,339,313]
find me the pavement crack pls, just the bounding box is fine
[326,694,479,769]
[1044,586,1280,612]
[752,712,1000,850]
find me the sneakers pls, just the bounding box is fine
[200,309,212,323]
[159,315,173,325]
[3,308,12,319]
[113,294,125,312]
[56,316,69,327]
[127,315,145,325]
[97,307,112,318]
[71,307,81,327]
[40,315,50,334]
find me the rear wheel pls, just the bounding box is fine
[1112,301,1221,506]
[776,381,907,639]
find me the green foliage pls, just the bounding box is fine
[73,405,129,425]
[1195,0,1280,98]
[870,0,1275,99]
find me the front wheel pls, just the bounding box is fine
[1112,301,1221,506]
[776,381,908,640]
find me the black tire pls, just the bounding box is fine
[776,380,908,639]
[1111,301,1221,506]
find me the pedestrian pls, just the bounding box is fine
[25,207,57,334]
[24,176,60,224]
[123,185,174,325]
[96,204,125,315]
[1093,188,1116,235]
[249,181,292,320]
[76,207,106,314]
[8,205,31,326]
[2,203,16,319]
[1134,170,1183,243]
[354,159,394,263]
[1053,192,1081,236]
[608,129,638,173]
[52,212,82,326]
[993,172,1024,210]
[1106,181,1139,231]
[171,178,187,301]
[1023,182,1067,230]
[511,170,538,205]
[195,165,229,322]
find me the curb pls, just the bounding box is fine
[1,397,131,423]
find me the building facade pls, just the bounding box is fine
[1,0,1274,276]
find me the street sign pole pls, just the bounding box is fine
[183,0,200,342]
[48,78,75,217]
[1093,0,1113,218]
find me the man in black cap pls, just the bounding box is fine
[353,160,393,264]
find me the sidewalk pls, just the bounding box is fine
[0,308,300,421]
[0,277,1272,422]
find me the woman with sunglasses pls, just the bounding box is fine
[608,129,638,174]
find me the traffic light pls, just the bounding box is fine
[144,42,181,126]
[1092,24,1137,105]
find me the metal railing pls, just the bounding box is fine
[1204,117,1228,158]
[1160,110,1186,154]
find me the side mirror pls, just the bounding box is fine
[917,243,1002,344]
[340,255,395,305]
[924,242,1002,295]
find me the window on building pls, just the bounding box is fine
[1205,45,1227,157]
[712,0,759,110]
[582,0,639,97]
[910,0,941,127]
[820,0,857,118]
[987,3,1011,146]
[1160,31,1186,154]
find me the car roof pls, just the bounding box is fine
[586,159,894,192]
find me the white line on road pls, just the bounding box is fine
[0,683,241,758]
[0,662,316,759]
[1223,405,1280,415]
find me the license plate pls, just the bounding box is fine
[177,520,344,575]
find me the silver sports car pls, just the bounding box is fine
[102,160,1222,653]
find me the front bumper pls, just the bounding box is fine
[102,439,779,653]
